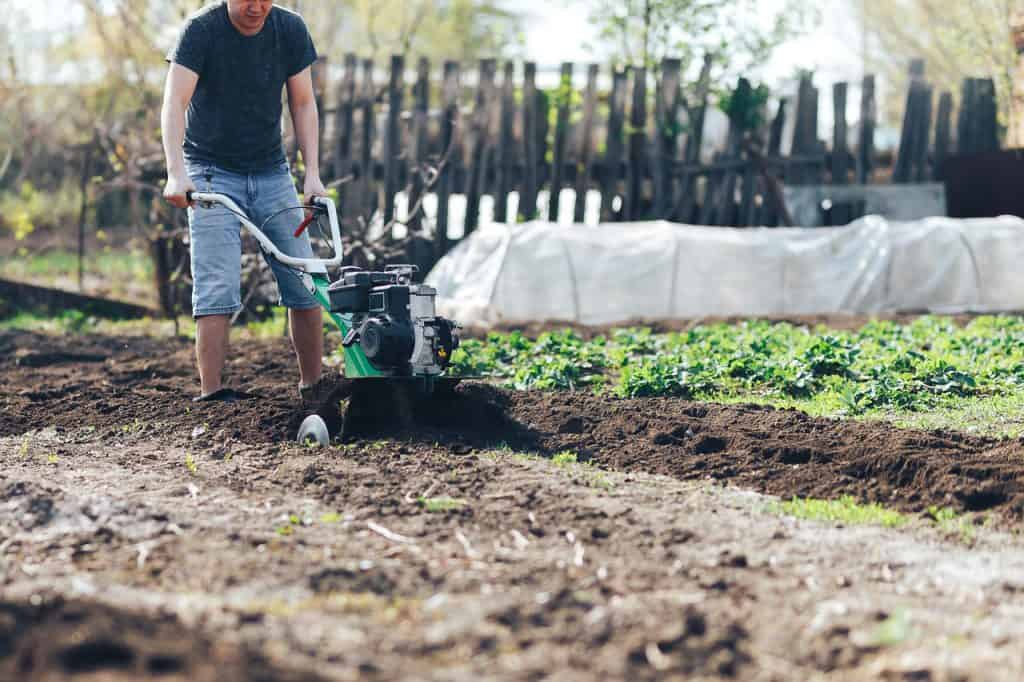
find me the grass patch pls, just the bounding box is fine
[775,495,908,528]
[927,505,983,544]
[552,450,578,467]
[0,248,153,284]
[0,309,196,338]
[417,496,467,512]
[871,609,915,647]
[881,393,1024,438]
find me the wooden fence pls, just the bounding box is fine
[300,54,1001,260]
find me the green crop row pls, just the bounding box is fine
[446,316,1024,432]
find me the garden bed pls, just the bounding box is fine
[4,324,1024,680]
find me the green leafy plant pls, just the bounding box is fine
[356,315,1024,436]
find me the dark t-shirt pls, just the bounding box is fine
[166,2,317,173]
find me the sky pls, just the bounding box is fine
[516,0,864,86]
[8,0,864,86]
[5,0,874,136]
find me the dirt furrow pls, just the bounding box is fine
[4,430,1024,681]
[3,330,1024,519]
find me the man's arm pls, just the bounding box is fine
[161,63,199,208]
[286,66,326,201]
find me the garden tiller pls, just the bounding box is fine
[186,191,461,445]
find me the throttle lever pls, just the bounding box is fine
[294,212,317,238]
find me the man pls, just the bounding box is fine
[161,0,328,403]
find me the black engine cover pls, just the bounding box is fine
[359,316,415,370]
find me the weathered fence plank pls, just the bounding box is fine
[625,66,648,221]
[358,58,376,220]
[934,91,953,180]
[382,55,404,228]
[464,58,496,236]
[791,74,820,185]
[654,58,681,219]
[831,82,849,185]
[601,66,628,222]
[521,62,540,221]
[435,61,460,257]
[894,59,927,183]
[912,84,933,183]
[331,53,356,182]
[494,61,515,224]
[857,74,876,184]
[573,64,599,224]
[550,62,573,223]
[408,56,430,233]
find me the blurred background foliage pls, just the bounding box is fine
[0,0,1022,307]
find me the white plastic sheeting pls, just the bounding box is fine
[425,215,1024,326]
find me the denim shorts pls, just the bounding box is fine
[185,160,319,318]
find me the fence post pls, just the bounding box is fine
[894,59,926,183]
[331,53,357,183]
[436,61,460,258]
[494,61,515,224]
[977,78,999,152]
[831,82,849,185]
[382,55,404,229]
[521,62,539,221]
[464,58,496,236]
[625,66,648,221]
[912,84,933,183]
[601,66,628,222]
[856,74,876,184]
[408,57,431,233]
[654,58,681,219]
[791,73,819,185]
[550,62,573,223]
[573,64,599,224]
[358,58,376,221]
[933,91,953,181]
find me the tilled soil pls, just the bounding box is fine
[4,329,1024,680]
[3,330,1023,519]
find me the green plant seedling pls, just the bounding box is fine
[552,450,578,467]
[871,609,914,647]
[417,496,467,513]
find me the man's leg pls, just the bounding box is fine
[251,162,327,396]
[185,162,244,399]
[289,306,322,387]
[196,314,231,395]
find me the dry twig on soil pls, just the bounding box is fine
[367,520,416,545]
